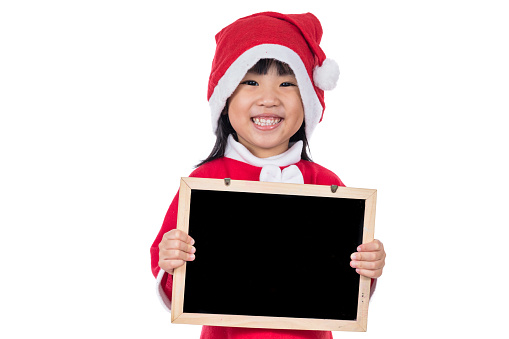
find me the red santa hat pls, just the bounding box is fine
[207,11,339,139]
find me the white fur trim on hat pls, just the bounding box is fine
[313,58,340,91]
[209,44,324,139]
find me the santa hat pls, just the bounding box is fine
[207,12,339,139]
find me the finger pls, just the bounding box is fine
[163,229,195,245]
[159,259,185,274]
[355,268,383,279]
[357,239,383,252]
[350,251,381,262]
[350,258,384,271]
[160,248,196,262]
[160,239,196,254]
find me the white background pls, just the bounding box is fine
[1,1,508,338]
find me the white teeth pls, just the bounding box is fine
[252,117,281,126]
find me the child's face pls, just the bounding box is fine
[227,66,304,158]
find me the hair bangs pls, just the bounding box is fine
[247,59,295,76]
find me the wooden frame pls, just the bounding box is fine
[171,177,377,332]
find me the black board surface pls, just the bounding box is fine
[183,189,365,321]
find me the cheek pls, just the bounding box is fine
[288,92,304,119]
[290,101,305,127]
[293,115,304,135]
[227,104,245,129]
[228,96,252,125]
[228,114,242,133]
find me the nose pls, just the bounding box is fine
[257,87,280,107]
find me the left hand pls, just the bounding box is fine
[350,239,385,278]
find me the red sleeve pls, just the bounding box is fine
[370,278,377,298]
[149,160,226,301]
[150,191,180,300]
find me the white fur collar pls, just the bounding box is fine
[224,135,304,184]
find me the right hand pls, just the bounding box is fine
[158,229,196,275]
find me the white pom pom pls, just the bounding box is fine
[313,58,340,90]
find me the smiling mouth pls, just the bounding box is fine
[252,117,282,126]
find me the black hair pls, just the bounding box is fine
[196,59,312,168]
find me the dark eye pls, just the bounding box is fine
[280,82,297,87]
[241,80,258,86]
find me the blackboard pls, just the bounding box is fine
[171,178,376,332]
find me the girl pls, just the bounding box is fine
[151,11,386,339]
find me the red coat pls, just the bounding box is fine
[151,157,370,339]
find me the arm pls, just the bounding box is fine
[150,191,196,311]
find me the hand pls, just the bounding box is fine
[350,239,385,278]
[158,229,196,275]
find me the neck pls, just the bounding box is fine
[236,136,291,158]
[225,135,303,167]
